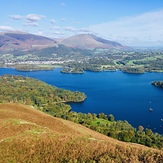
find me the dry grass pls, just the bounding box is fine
[0,103,163,163]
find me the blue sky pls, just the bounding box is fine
[1,0,163,46]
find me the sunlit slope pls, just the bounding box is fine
[0,103,162,163]
[61,34,125,49]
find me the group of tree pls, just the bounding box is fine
[0,75,163,149]
[152,81,163,88]
[55,111,163,149]
[122,66,145,74]
[0,75,86,115]
[15,64,55,71]
[61,58,117,74]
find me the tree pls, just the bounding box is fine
[108,114,114,122]
[138,125,144,132]
[145,128,153,136]
[97,113,108,120]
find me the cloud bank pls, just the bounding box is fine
[89,9,163,46]
[9,14,45,28]
[26,14,44,22]
[0,26,15,32]
[9,15,23,20]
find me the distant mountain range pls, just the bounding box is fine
[0,32,127,51]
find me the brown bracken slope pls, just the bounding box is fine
[0,103,163,163]
[0,32,56,51]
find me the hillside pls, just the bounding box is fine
[0,32,56,51]
[0,32,126,52]
[61,34,125,49]
[0,75,86,116]
[0,103,163,163]
[0,32,129,66]
[1,75,163,151]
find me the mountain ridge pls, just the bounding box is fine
[0,32,56,51]
[0,32,127,51]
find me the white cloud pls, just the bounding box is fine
[77,28,91,33]
[63,27,92,36]
[73,22,82,25]
[9,14,44,22]
[7,13,45,28]
[50,19,57,24]
[37,31,44,36]
[0,26,15,32]
[53,31,64,35]
[64,26,77,32]
[52,31,67,37]
[49,26,60,30]
[22,14,45,27]
[23,22,39,27]
[61,18,66,22]
[89,9,163,46]
[9,15,24,20]
[26,14,45,22]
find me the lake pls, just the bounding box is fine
[0,68,163,134]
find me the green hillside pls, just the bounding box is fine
[0,75,86,116]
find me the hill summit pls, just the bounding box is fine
[61,34,125,49]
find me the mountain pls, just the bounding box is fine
[0,103,162,162]
[61,34,126,49]
[0,32,127,52]
[0,32,56,51]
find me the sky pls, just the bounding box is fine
[1,0,163,47]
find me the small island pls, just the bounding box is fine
[15,64,56,72]
[122,66,145,74]
[61,67,84,74]
[60,63,117,74]
[152,81,163,88]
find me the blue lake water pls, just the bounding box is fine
[0,68,163,134]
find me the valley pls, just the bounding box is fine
[0,32,163,73]
[1,1,163,162]
[0,32,163,162]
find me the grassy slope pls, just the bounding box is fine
[0,103,163,163]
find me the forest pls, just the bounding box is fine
[0,75,86,115]
[0,75,163,150]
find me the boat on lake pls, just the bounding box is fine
[149,108,153,112]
